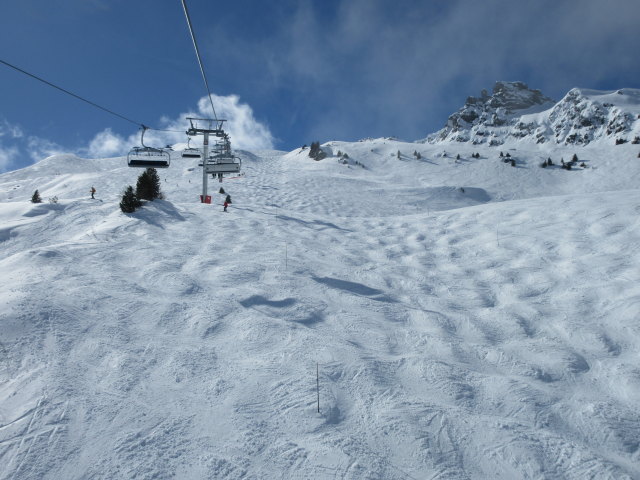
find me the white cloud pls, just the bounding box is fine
[0,145,19,171]
[0,118,24,139]
[83,93,274,158]
[196,94,274,150]
[87,128,129,158]
[26,136,66,163]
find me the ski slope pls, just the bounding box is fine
[1,139,639,479]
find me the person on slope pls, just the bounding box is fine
[90,186,96,199]
[223,194,232,212]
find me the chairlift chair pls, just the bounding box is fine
[127,126,170,168]
[181,137,202,158]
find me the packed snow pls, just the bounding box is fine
[1,134,640,479]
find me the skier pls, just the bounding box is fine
[90,186,96,199]
[223,200,229,212]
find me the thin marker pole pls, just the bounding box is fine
[316,363,320,413]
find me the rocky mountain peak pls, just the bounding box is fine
[432,82,556,143]
[461,81,554,114]
[423,83,640,146]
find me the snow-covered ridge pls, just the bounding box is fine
[424,82,640,146]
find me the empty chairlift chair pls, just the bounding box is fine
[127,126,171,168]
[181,137,202,159]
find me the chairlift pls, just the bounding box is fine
[127,126,170,168]
[181,137,201,159]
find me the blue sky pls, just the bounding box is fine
[1,0,639,172]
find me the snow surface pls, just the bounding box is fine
[1,138,640,479]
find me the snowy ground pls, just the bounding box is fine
[1,139,639,479]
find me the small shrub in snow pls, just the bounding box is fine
[540,160,548,168]
[219,187,225,194]
[120,186,141,213]
[615,138,627,145]
[31,190,42,203]
[511,159,516,167]
[631,136,639,144]
[571,153,579,163]
[49,196,58,204]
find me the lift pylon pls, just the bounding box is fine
[186,117,241,202]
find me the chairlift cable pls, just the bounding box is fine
[0,58,182,133]
[180,0,218,121]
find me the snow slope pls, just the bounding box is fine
[1,138,640,479]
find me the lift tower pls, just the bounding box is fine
[186,117,226,202]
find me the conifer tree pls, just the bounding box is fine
[308,141,326,160]
[136,168,162,201]
[31,190,42,203]
[309,142,319,159]
[120,186,141,213]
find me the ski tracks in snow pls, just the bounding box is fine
[1,150,640,478]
